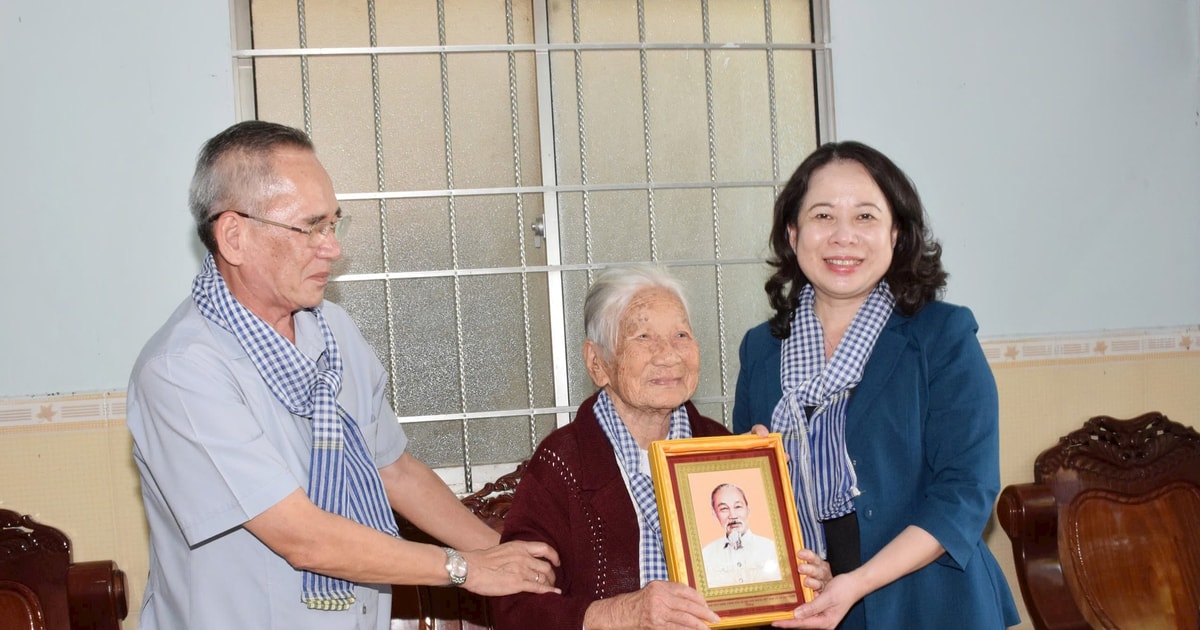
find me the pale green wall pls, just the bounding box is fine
[2,0,1199,396]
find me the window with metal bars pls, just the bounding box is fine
[234,0,827,492]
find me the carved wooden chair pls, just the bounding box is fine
[997,412,1200,629]
[391,461,527,630]
[0,509,128,630]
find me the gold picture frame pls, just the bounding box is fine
[649,433,814,628]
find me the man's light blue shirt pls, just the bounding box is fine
[128,298,406,630]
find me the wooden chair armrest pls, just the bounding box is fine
[67,561,127,630]
[997,484,1087,630]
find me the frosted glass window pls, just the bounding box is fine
[238,0,825,490]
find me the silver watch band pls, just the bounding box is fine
[443,546,467,586]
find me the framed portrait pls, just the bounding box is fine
[649,433,814,628]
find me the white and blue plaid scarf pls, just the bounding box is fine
[770,281,894,558]
[594,390,691,586]
[191,253,399,610]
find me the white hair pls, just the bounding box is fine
[583,265,692,361]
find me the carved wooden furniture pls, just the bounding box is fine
[997,412,1200,629]
[0,509,128,630]
[391,461,527,630]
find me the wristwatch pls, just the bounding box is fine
[443,547,468,587]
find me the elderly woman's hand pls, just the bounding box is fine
[582,580,719,629]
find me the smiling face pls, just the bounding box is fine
[585,287,700,430]
[712,484,749,538]
[789,159,898,312]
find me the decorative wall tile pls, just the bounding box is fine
[980,326,1197,367]
[2,325,1196,430]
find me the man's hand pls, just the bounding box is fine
[582,580,719,629]
[459,540,561,596]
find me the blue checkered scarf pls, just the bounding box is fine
[594,390,691,586]
[191,254,398,610]
[770,281,894,558]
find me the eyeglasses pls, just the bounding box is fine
[226,210,349,247]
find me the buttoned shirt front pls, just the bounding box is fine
[700,529,781,588]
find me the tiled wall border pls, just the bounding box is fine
[2,325,1195,431]
[981,325,1196,366]
[0,390,126,432]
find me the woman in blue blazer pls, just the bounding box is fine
[734,141,1018,629]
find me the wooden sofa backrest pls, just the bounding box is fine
[997,412,1200,629]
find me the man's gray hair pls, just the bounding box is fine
[710,483,749,510]
[583,265,692,361]
[188,120,314,254]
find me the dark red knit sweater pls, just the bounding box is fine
[491,391,729,629]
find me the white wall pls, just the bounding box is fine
[829,0,1200,338]
[1,0,234,396]
[2,0,1198,396]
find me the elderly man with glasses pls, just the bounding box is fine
[126,120,559,630]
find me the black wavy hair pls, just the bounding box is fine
[765,141,947,339]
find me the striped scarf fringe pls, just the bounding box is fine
[594,390,691,586]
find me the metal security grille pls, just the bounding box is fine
[234,0,828,492]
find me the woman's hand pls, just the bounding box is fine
[771,571,860,629]
[774,525,944,628]
[794,548,831,594]
[769,548,844,628]
[748,424,790,463]
[460,540,561,596]
[583,580,719,629]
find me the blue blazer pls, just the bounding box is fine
[734,301,1019,629]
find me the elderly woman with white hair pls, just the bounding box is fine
[492,266,829,630]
